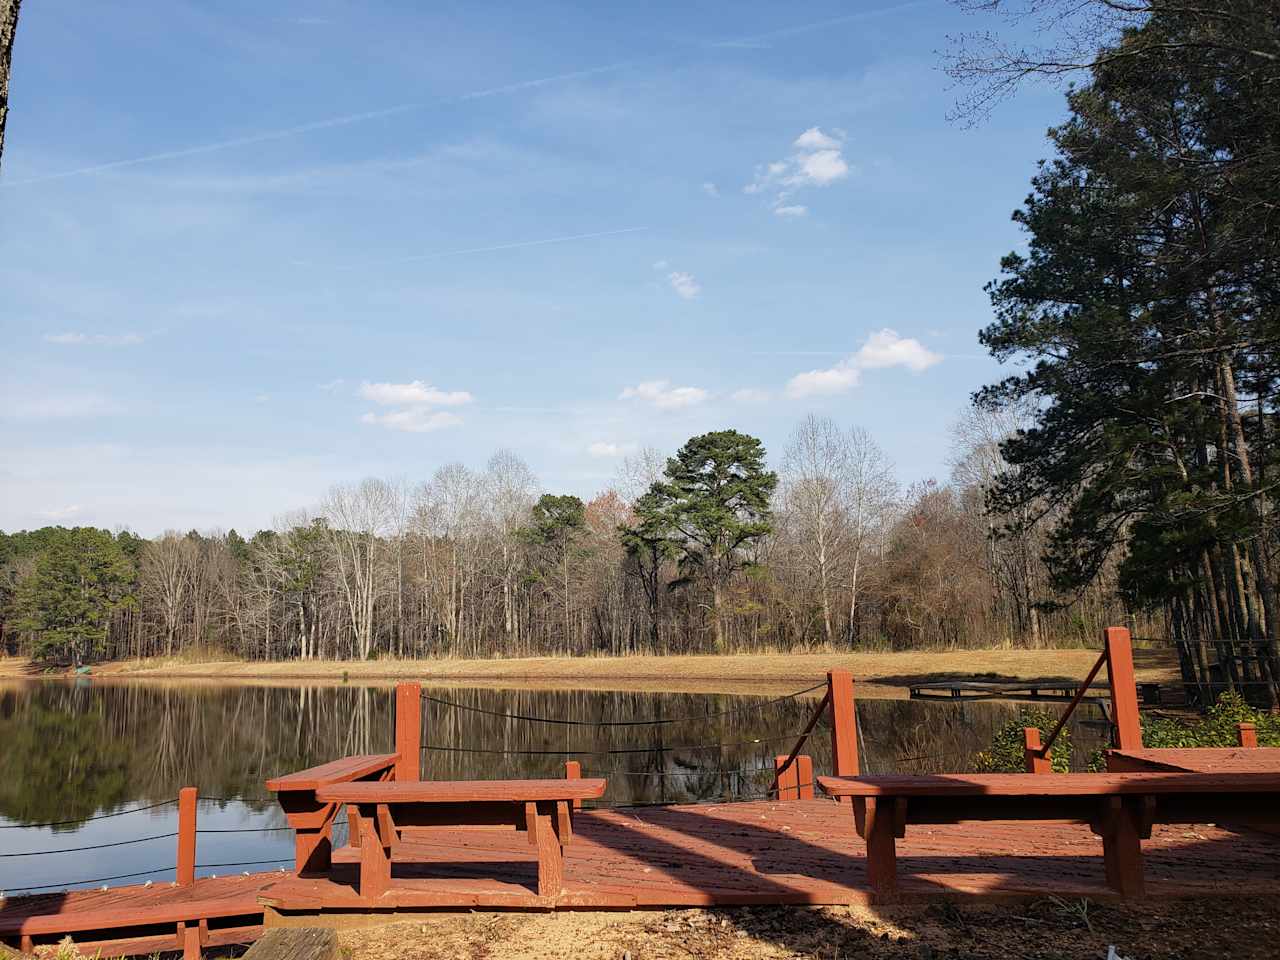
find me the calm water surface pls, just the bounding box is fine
[0,679,1107,895]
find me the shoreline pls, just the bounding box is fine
[0,647,1179,698]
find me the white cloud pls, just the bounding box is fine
[359,380,473,407]
[587,441,638,458]
[854,329,943,372]
[731,388,771,403]
[652,259,670,270]
[668,271,701,300]
[620,380,708,410]
[38,505,82,521]
[45,331,144,346]
[792,127,842,151]
[358,379,472,434]
[785,329,942,398]
[360,409,464,433]
[745,126,852,215]
[702,182,720,197]
[786,364,861,398]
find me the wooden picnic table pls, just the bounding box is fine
[316,778,607,899]
[818,772,1280,899]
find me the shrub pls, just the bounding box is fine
[973,709,1072,774]
[1141,691,1280,748]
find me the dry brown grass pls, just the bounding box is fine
[0,647,1181,698]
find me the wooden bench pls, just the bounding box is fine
[818,772,1280,898]
[315,778,607,899]
[266,753,398,875]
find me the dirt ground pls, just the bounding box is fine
[328,900,1280,960]
[0,648,1180,699]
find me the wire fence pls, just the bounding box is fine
[0,681,979,899]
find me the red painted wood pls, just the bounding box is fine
[317,778,607,804]
[1238,722,1259,748]
[774,755,800,801]
[797,755,814,800]
[180,919,201,960]
[861,797,898,898]
[531,800,564,898]
[394,683,422,782]
[818,772,1280,797]
[1108,747,1280,773]
[1104,626,1143,749]
[265,754,397,792]
[1023,728,1051,775]
[359,817,391,899]
[177,787,197,887]
[564,760,583,810]
[827,670,859,783]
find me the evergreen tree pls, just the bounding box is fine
[634,430,777,651]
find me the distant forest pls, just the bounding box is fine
[5,1,1279,666]
[0,413,1130,665]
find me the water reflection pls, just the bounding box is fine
[0,680,1107,894]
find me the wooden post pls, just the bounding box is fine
[1104,627,1143,750]
[827,669,859,804]
[394,682,421,782]
[564,760,583,810]
[774,755,799,800]
[177,786,197,887]
[1238,722,1258,748]
[796,754,814,800]
[1023,728,1051,774]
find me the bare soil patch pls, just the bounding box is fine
[331,899,1279,960]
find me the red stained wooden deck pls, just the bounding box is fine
[5,798,1279,954]
[1109,747,1280,774]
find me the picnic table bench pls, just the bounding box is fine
[315,778,607,899]
[818,772,1280,898]
[265,753,399,874]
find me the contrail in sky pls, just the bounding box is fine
[337,226,649,270]
[0,62,637,188]
[2,1,923,188]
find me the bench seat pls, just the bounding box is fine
[818,772,1280,899]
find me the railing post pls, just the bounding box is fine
[1237,722,1258,748]
[774,755,799,800]
[177,786,197,887]
[796,754,814,800]
[828,669,859,804]
[1023,728,1051,774]
[564,760,583,810]
[1104,626,1143,750]
[395,682,422,781]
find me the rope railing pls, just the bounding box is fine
[1035,648,1108,759]
[419,681,827,726]
[0,799,178,830]
[0,833,178,858]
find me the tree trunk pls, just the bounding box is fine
[0,0,20,170]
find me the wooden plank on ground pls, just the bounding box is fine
[242,927,337,960]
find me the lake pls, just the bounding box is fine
[0,679,1108,896]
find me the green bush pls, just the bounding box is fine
[1141,691,1280,748]
[974,709,1073,774]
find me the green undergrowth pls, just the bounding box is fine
[974,693,1280,774]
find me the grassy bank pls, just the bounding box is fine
[0,647,1179,698]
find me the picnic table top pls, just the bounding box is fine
[265,753,398,792]
[817,771,1280,798]
[317,778,608,804]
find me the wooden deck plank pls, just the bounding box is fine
[818,772,1280,797]
[4,798,1279,955]
[265,754,398,792]
[318,779,608,803]
[1108,748,1280,774]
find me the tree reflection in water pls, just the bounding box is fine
[0,679,1108,824]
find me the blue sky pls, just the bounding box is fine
[0,0,1064,535]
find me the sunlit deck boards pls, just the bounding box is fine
[1108,747,1280,774]
[5,799,1280,954]
[263,798,1280,913]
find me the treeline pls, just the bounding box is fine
[0,414,1131,665]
